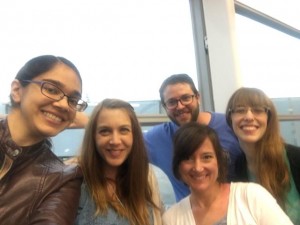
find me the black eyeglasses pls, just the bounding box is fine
[164,94,195,110]
[21,80,88,112]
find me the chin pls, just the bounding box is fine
[41,126,65,138]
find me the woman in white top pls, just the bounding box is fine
[162,122,293,225]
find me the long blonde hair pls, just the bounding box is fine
[226,87,290,209]
[79,99,157,225]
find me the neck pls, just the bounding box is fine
[105,177,116,183]
[239,142,257,174]
[190,183,224,208]
[7,111,43,146]
[104,167,118,181]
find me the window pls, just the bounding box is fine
[235,1,300,98]
[0,0,197,106]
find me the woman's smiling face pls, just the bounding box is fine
[230,106,269,145]
[94,108,133,173]
[12,63,82,140]
[179,137,219,193]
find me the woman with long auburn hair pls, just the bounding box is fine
[225,87,300,224]
[75,98,163,225]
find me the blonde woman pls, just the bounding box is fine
[75,98,163,225]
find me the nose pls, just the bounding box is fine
[176,100,185,109]
[192,159,204,172]
[244,108,255,120]
[109,132,121,145]
[53,96,70,111]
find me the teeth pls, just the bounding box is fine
[242,126,256,131]
[192,174,206,180]
[44,112,62,122]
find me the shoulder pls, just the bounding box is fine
[286,143,300,161]
[146,122,178,133]
[37,148,83,180]
[231,182,266,192]
[75,183,101,225]
[207,112,228,125]
[163,196,190,217]
[285,143,300,193]
[148,164,159,190]
[144,122,178,139]
[285,143,300,171]
[230,182,275,201]
[78,182,92,206]
[197,111,212,124]
[228,182,294,224]
[229,182,279,213]
[162,197,192,225]
[200,112,231,130]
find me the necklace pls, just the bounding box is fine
[105,178,137,225]
[105,178,125,209]
[113,191,125,209]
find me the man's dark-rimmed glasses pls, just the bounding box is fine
[164,94,195,110]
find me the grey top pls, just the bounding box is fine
[75,182,153,225]
[214,216,227,225]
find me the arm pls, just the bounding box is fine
[248,183,294,225]
[64,156,79,165]
[69,112,89,129]
[149,165,164,225]
[30,166,83,225]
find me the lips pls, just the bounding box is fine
[190,171,207,181]
[192,174,206,181]
[175,110,191,121]
[175,109,188,117]
[107,149,123,158]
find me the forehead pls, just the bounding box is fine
[231,91,268,107]
[194,137,215,154]
[97,108,131,126]
[35,63,82,95]
[163,83,193,99]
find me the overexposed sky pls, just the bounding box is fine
[0,0,299,106]
[236,13,300,98]
[0,0,196,104]
[239,0,300,29]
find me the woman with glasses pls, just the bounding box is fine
[75,98,163,225]
[225,87,300,224]
[0,55,87,225]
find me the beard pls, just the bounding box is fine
[168,106,200,126]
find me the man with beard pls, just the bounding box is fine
[144,74,241,202]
